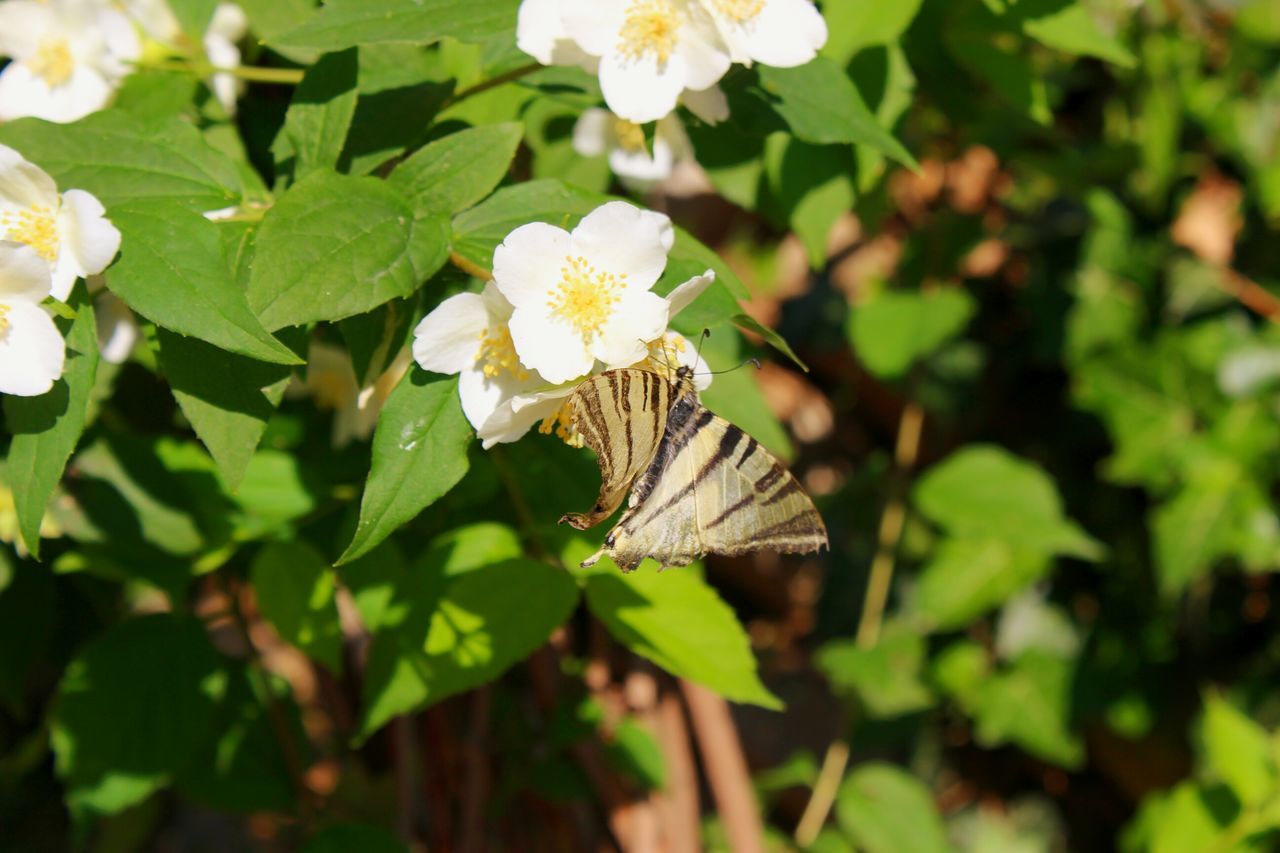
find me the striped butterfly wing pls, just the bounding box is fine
[560,369,674,531]
[585,402,828,572]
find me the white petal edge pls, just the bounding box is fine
[664,269,715,318]
[492,221,573,310]
[681,84,729,124]
[52,189,121,300]
[598,50,687,124]
[0,144,59,210]
[572,108,612,157]
[508,307,595,384]
[571,201,671,292]
[0,301,64,396]
[734,0,827,68]
[412,291,490,375]
[0,63,113,124]
[94,291,138,364]
[0,241,52,302]
[593,289,668,368]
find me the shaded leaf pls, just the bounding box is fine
[251,541,343,670]
[389,122,523,215]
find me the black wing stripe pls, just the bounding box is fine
[736,436,759,468]
[705,494,756,530]
[692,425,745,488]
[761,477,803,506]
[755,467,783,493]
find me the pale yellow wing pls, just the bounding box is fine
[583,405,828,572]
[560,368,673,531]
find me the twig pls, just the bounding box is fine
[215,572,313,821]
[680,680,765,853]
[653,685,701,853]
[457,687,493,853]
[794,399,926,846]
[132,57,304,84]
[392,716,419,843]
[449,251,496,282]
[442,62,543,108]
[1221,269,1280,325]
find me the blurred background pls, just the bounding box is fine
[3,0,1280,850]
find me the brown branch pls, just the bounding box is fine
[680,680,764,853]
[457,687,493,853]
[652,685,701,853]
[443,62,543,108]
[1222,269,1280,325]
[794,398,926,845]
[449,251,495,282]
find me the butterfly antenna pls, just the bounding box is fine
[702,357,760,376]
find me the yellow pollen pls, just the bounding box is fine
[475,324,529,380]
[27,38,74,87]
[539,400,584,447]
[712,0,764,22]
[548,255,624,343]
[613,118,648,153]
[638,334,687,379]
[0,304,9,337]
[618,0,679,64]
[2,206,59,262]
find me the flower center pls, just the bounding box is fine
[539,400,584,447]
[2,206,59,262]
[711,0,764,23]
[548,255,624,343]
[28,38,75,88]
[618,0,679,64]
[476,324,529,380]
[637,333,687,379]
[613,118,648,153]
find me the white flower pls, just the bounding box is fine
[116,0,182,43]
[0,0,140,123]
[697,0,826,68]
[517,0,595,68]
[681,83,728,123]
[0,241,65,397]
[91,284,139,364]
[492,201,700,385]
[413,282,544,441]
[304,341,411,448]
[0,144,121,302]
[204,3,248,114]
[559,0,731,123]
[573,109,692,189]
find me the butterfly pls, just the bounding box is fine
[560,365,828,571]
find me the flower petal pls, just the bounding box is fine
[51,189,120,300]
[592,289,667,368]
[598,50,686,123]
[477,387,567,448]
[0,63,113,124]
[0,144,58,210]
[731,0,827,67]
[663,269,715,318]
[674,14,732,90]
[492,221,573,310]
[570,201,671,291]
[0,241,52,302]
[94,291,138,364]
[559,0,627,56]
[681,84,728,124]
[572,108,612,157]
[458,365,519,433]
[508,306,595,384]
[0,2,54,58]
[0,301,64,396]
[412,291,489,375]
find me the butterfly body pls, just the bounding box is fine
[561,367,828,572]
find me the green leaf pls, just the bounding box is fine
[389,122,523,215]
[0,112,242,212]
[251,541,344,670]
[246,169,448,330]
[847,289,976,379]
[761,134,856,268]
[231,450,321,538]
[0,558,56,711]
[914,539,1051,631]
[1151,471,1239,596]
[834,763,950,853]
[275,0,519,51]
[817,627,934,718]
[946,22,1051,125]
[1009,0,1136,67]
[577,547,781,710]
[340,46,453,176]
[155,329,298,490]
[1141,782,1239,853]
[277,48,360,179]
[338,372,473,564]
[754,59,917,168]
[51,614,228,815]
[169,0,217,37]
[1200,694,1277,807]
[107,200,301,365]
[605,718,666,791]
[913,445,1102,559]
[3,287,98,559]
[304,824,408,853]
[822,0,925,63]
[358,558,578,738]
[972,650,1083,768]
[731,314,807,372]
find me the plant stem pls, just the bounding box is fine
[793,399,926,846]
[132,57,305,84]
[682,680,766,853]
[1221,269,1280,325]
[449,251,495,282]
[443,62,543,108]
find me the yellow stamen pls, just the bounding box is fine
[2,206,58,262]
[548,255,624,344]
[711,0,764,23]
[475,324,529,380]
[0,304,10,338]
[637,333,687,380]
[618,0,679,64]
[539,400,583,447]
[27,38,74,88]
[613,118,647,153]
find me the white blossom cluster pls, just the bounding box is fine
[0,0,247,124]
[413,201,714,447]
[520,0,827,184]
[0,144,119,396]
